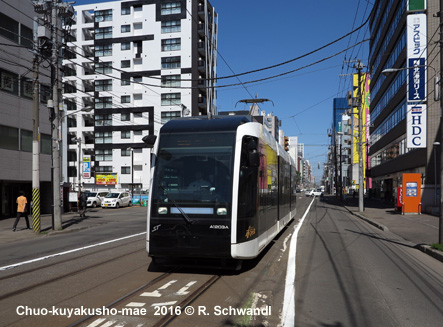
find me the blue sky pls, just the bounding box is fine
[75,0,372,183]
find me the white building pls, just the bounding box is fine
[63,0,217,193]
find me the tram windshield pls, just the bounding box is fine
[151,131,236,208]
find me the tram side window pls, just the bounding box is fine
[238,137,259,218]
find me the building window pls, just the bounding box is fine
[95,97,113,109]
[95,131,112,144]
[41,134,51,155]
[161,2,181,15]
[121,42,131,50]
[20,129,32,152]
[121,166,130,174]
[0,12,19,43]
[121,113,130,121]
[161,38,181,51]
[95,27,112,39]
[121,60,131,68]
[161,93,181,106]
[134,112,143,118]
[95,9,112,22]
[95,44,112,57]
[95,62,112,74]
[0,69,18,94]
[95,166,113,173]
[96,149,113,161]
[161,20,181,33]
[21,78,33,98]
[121,131,131,139]
[0,125,19,150]
[40,84,51,104]
[161,56,181,69]
[121,95,130,104]
[121,148,131,157]
[161,111,181,124]
[121,6,130,15]
[121,79,131,86]
[121,25,130,33]
[95,79,112,92]
[161,75,180,87]
[95,114,112,126]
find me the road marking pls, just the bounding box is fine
[281,197,315,327]
[140,290,162,297]
[101,321,116,327]
[159,280,177,289]
[0,232,146,271]
[126,302,145,307]
[87,318,106,327]
[176,281,197,295]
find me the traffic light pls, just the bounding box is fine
[284,136,289,151]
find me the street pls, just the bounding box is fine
[0,197,442,327]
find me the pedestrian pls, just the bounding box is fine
[12,191,30,232]
[79,192,87,218]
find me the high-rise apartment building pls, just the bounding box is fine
[63,0,217,192]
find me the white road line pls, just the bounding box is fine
[176,281,197,295]
[126,302,146,307]
[86,318,106,327]
[101,320,117,327]
[281,197,315,327]
[159,280,177,289]
[0,232,146,271]
[140,290,162,297]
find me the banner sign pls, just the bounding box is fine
[83,156,91,179]
[407,14,427,102]
[407,104,427,148]
[96,173,117,185]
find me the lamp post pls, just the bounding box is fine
[127,147,134,200]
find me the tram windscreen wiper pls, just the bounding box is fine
[158,184,194,225]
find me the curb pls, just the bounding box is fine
[343,206,389,231]
[344,206,443,263]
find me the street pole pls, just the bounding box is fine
[339,132,343,202]
[356,60,365,212]
[52,0,62,230]
[440,0,443,244]
[131,149,134,199]
[32,17,41,233]
[76,138,82,192]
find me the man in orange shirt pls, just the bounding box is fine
[12,191,30,232]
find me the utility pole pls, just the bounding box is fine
[439,0,443,244]
[32,17,41,233]
[356,60,365,213]
[52,0,62,230]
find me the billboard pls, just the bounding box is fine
[96,173,118,185]
[407,104,427,148]
[83,156,91,179]
[407,14,427,103]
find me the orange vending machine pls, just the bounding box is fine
[401,173,421,214]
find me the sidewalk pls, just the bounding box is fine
[326,195,443,263]
[0,208,110,245]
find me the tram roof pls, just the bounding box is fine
[160,115,252,133]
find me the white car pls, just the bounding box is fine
[101,192,132,208]
[85,191,109,208]
[305,189,323,197]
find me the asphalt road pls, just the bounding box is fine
[294,197,443,327]
[0,197,442,327]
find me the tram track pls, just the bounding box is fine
[70,270,221,327]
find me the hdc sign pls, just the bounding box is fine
[407,104,427,148]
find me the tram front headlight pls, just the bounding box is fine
[158,207,168,214]
[217,208,227,215]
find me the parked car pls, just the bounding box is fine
[305,189,323,197]
[101,192,132,208]
[85,191,109,208]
